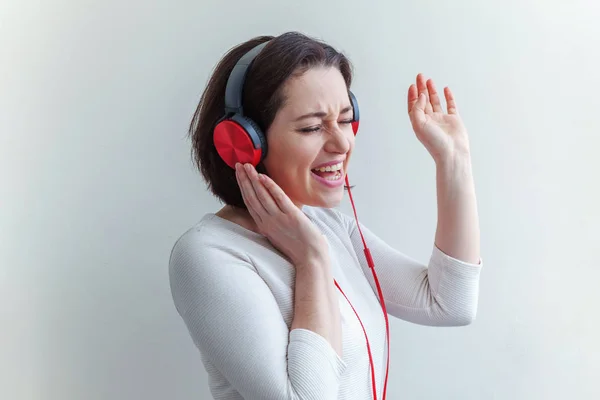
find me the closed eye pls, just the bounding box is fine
[299,126,321,133]
[298,119,353,133]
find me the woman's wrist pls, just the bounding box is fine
[295,253,330,272]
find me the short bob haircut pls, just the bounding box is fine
[189,31,353,209]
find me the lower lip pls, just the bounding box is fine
[310,170,345,188]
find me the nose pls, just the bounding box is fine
[324,124,352,154]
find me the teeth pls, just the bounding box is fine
[324,171,342,181]
[313,162,343,172]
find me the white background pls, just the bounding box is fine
[1,0,599,399]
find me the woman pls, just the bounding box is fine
[169,32,482,400]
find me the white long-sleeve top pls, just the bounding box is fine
[169,206,482,400]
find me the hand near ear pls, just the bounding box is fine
[407,73,471,163]
[235,163,329,269]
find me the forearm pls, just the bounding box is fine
[434,155,481,264]
[291,258,343,357]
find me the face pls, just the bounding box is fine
[263,66,355,209]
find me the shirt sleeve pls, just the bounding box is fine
[336,210,482,327]
[168,231,347,400]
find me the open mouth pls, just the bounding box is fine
[311,161,343,182]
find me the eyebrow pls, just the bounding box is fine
[293,105,353,122]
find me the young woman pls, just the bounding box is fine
[169,31,482,400]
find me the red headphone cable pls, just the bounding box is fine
[331,175,390,400]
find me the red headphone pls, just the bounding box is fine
[213,41,360,169]
[212,40,389,400]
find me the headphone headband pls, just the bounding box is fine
[224,41,270,115]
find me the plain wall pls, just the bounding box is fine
[2,0,599,399]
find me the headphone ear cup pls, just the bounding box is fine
[349,91,360,136]
[243,117,268,159]
[213,114,267,169]
[351,120,360,136]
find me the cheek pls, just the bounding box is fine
[262,145,308,186]
[267,136,319,171]
[277,151,315,182]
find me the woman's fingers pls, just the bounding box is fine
[416,73,433,114]
[408,84,427,128]
[444,87,458,115]
[259,173,296,214]
[407,84,419,113]
[243,164,281,215]
[236,163,266,222]
[427,79,443,113]
[236,163,297,218]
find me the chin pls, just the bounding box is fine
[280,170,346,209]
[302,172,346,208]
[304,189,345,209]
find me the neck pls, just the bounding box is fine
[216,205,259,233]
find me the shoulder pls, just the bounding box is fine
[170,214,244,256]
[168,214,260,286]
[168,214,270,315]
